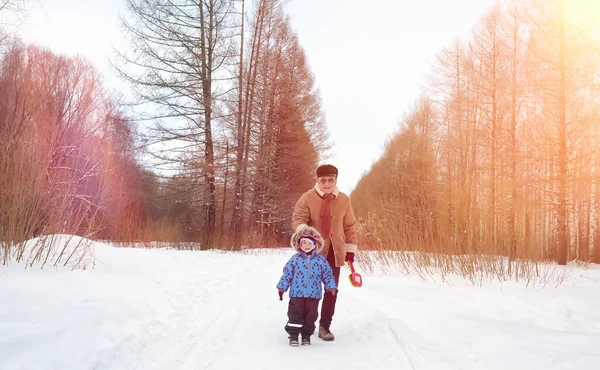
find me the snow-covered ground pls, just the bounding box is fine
[1,237,600,370]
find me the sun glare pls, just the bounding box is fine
[566,0,600,35]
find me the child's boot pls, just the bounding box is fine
[288,334,299,346]
[301,335,311,346]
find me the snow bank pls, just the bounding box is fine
[9,234,96,270]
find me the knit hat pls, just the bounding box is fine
[316,164,338,178]
[299,237,315,250]
[290,226,325,253]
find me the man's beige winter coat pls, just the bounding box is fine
[292,183,358,267]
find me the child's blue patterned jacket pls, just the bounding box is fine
[276,226,337,299]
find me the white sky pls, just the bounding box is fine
[13,0,497,193]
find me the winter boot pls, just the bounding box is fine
[301,336,311,346]
[288,334,299,346]
[318,326,335,341]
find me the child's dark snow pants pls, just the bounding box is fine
[285,297,319,337]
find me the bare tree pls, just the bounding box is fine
[500,0,529,262]
[231,0,269,248]
[0,0,27,46]
[351,0,600,282]
[1,43,135,266]
[115,0,238,246]
[428,40,473,253]
[249,16,325,242]
[526,0,600,263]
[473,4,508,253]
[227,0,329,247]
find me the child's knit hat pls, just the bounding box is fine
[290,226,324,253]
[299,237,315,251]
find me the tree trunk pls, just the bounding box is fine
[232,0,246,249]
[557,0,568,265]
[198,1,217,247]
[221,140,229,245]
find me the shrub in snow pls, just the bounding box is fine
[14,234,95,270]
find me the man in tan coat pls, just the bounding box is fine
[292,164,358,341]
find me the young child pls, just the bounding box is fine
[277,226,338,346]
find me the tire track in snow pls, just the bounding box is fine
[386,321,416,370]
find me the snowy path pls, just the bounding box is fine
[1,242,600,370]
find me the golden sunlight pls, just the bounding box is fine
[566,0,600,34]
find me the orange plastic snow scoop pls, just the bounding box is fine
[348,261,362,288]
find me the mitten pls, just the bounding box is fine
[278,288,284,301]
[328,289,337,297]
[345,252,354,263]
